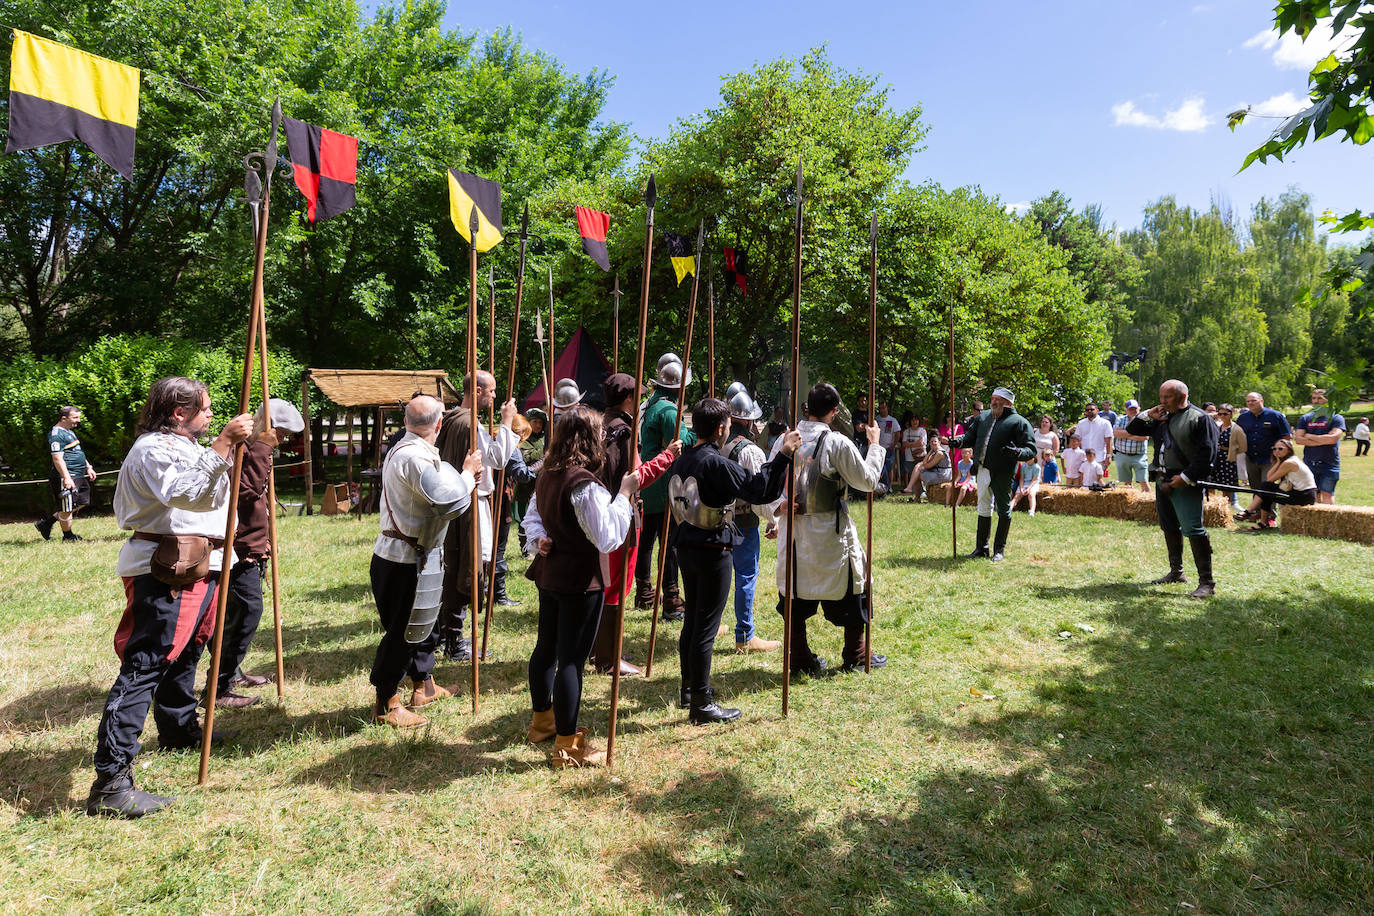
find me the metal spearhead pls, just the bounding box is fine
[488,264,495,298]
[645,174,657,223]
[794,157,804,225]
[694,219,705,274]
[612,272,621,299]
[535,306,545,344]
[520,202,529,241]
[469,205,481,250]
[264,97,281,177]
[547,266,554,312]
[870,211,879,248]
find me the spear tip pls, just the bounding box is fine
[795,157,804,197]
[870,211,879,245]
[520,202,529,239]
[468,204,480,243]
[645,174,657,213]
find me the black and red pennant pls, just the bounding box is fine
[723,247,748,297]
[282,117,358,222]
[575,206,610,271]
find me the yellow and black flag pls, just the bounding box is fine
[5,30,139,180]
[664,232,695,286]
[447,169,503,252]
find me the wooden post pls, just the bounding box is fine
[253,293,287,697]
[782,159,804,718]
[864,213,878,674]
[301,372,313,516]
[466,206,482,714]
[949,301,957,558]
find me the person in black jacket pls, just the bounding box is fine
[1126,379,1220,598]
[948,387,1037,561]
[667,399,801,724]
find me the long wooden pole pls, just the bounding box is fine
[864,212,877,674]
[612,272,621,374]
[480,265,499,655]
[607,175,656,767]
[949,300,957,558]
[707,254,716,399]
[301,373,313,516]
[644,219,704,679]
[254,287,286,697]
[467,206,482,714]
[782,159,804,718]
[481,205,529,661]
[201,99,281,783]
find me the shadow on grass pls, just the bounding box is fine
[598,584,1374,913]
[0,681,109,734]
[0,742,89,815]
[291,729,535,792]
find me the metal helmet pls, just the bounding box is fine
[727,390,762,421]
[654,353,692,388]
[551,378,584,410]
[725,380,748,401]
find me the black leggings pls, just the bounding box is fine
[1257,482,1315,514]
[677,546,732,693]
[1357,439,1370,457]
[528,588,604,737]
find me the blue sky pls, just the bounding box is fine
[438,0,1359,233]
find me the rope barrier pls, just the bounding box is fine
[0,459,309,487]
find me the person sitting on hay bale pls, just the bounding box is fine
[1250,439,1318,532]
[1081,449,1105,488]
[1126,379,1219,598]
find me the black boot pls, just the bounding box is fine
[787,615,828,675]
[1188,535,1215,598]
[443,628,471,661]
[679,683,691,709]
[967,515,991,559]
[991,515,1012,561]
[34,516,54,540]
[689,686,741,725]
[86,768,175,819]
[1148,531,1187,584]
[839,623,888,672]
[493,582,520,607]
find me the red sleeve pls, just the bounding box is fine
[635,448,676,489]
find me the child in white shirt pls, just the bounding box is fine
[1062,434,1085,486]
[1081,449,1104,487]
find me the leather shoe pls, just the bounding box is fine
[597,658,642,677]
[495,595,520,606]
[689,688,741,725]
[736,636,782,653]
[661,606,685,623]
[408,677,453,708]
[34,516,54,540]
[374,695,427,728]
[443,636,472,661]
[86,769,174,819]
[679,684,691,709]
[231,673,274,689]
[990,551,1004,562]
[790,653,829,677]
[840,652,889,673]
[211,690,259,709]
[966,546,990,559]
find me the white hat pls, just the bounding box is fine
[256,398,305,434]
[551,378,584,410]
[992,386,1015,404]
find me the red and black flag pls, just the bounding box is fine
[575,206,610,271]
[282,117,358,222]
[664,232,695,286]
[5,30,140,180]
[723,247,748,297]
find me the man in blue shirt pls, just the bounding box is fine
[37,406,98,542]
[1235,391,1291,519]
[1295,388,1345,505]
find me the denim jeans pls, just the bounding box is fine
[731,526,761,642]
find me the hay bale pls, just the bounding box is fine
[1120,490,1235,529]
[920,482,969,506]
[1035,485,1132,519]
[1281,503,1374,544]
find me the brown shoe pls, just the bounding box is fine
[528,708,556,743]
[374,695,427,728]
[408,677,453,708]
[736,636,782,654]
[231,673,274,689]
[212,690,260,709]
[551,731,606,769]
[596,657,643,677]
[633,578,656,610]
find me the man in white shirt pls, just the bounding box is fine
[436,371,519,661]
[874,401,901,492]
[372,396,482,727]
[87,376,253,819]
[1075,403,1114,468]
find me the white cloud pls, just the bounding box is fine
[1244,25,1358,70]
[1249,91,1305,117]
[1112,97,1213,132]
[1005,201,1032,215]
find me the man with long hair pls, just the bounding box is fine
[87,377,253,818]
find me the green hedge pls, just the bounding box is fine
[0,335,302,478]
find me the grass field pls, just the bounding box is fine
[2,475,1373,912]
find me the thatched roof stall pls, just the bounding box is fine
[301,369,460,515]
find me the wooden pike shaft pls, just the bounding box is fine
[481,266,500,657]
[782,159,803,719]
[607,175,656,768]
[949,302,957,558]
[467,208,482,714]
[864,213,877,674]
[707,264,716,399]
[612,273,621,374]
[255,288,286,697]
[645,220,704,679]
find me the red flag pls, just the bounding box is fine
[283,117,358,222]
[723,247,748,297]
[576,206,610,271]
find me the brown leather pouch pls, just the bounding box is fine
[149,535,212,587]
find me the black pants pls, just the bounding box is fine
[1257,482,1316,514]
[776,570,871,666]
[93,574,218,777]
[634,511,679,588]
[215,558,266,692]
[369,555,436,702]
[677,546,732,692]
[528,588,603,736]
[1356,439,1369,457]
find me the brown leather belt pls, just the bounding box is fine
[133,531,225,548]
[382,528,420,548]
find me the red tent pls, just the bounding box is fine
[523,325,612,410]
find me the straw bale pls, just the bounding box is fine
[1280,504,1374,544]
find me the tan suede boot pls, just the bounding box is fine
[527,708,556,743]
[374,695,427,728]
[408,677,453,708]
[551,731,606,769]
[736,635,782,653]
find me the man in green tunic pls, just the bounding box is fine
[950,387,1037,561]
[634,354,697,619]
